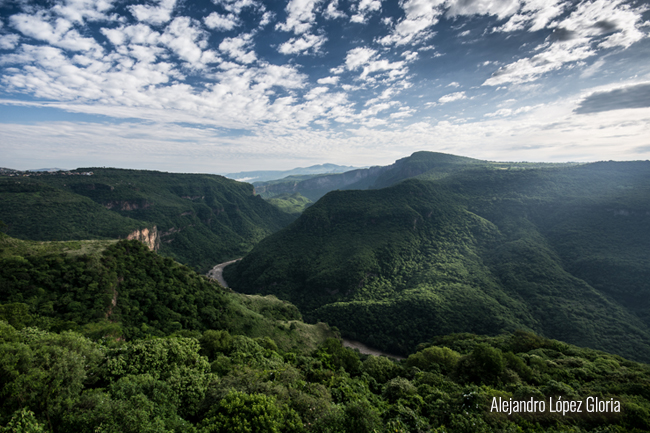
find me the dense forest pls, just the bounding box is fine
[2,234,650,432]
[3,152,650,432]
[225,155,650,362]
[0,169,294,272]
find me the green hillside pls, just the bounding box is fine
[225,156,650,362]
[0,234,333,349]
[0,169,295,272]
[266,193,313,215]
[2,218,650,432]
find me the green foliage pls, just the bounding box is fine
[198,390,303,433]
[200,330,233,360]
[406,346,461,374]
[457,343,506,384]
[0,303,32,330]
[227,158,650,362]
[342,399,383,433]
[0,238,335,351]
[266,193,313,215]
[0,168,295,272]
[0,322,649,432]
[363,355,401,384]
[0,408,45,433]
[315,338,361,374]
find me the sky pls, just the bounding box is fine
[0,0,649,173]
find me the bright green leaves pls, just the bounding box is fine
[0,408,45,433]
[0,329,103,431]
[199,390,303,433]
[406,346,460,375]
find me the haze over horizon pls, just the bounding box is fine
[1,0,649,173]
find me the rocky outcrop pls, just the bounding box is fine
[126,226,160,251]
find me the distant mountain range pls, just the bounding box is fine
[223,163,360,183]
[251,152,573,201]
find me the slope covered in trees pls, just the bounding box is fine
[3,322,650,432]
[2,205,650,432]
[0,235,332,349]
[225,156,650,362]
[0,169,294,272]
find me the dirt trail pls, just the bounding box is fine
[206,259,241,288]
[342,338,404,360]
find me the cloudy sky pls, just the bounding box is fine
[1,0,649,172]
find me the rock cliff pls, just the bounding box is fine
[126,226,160,251]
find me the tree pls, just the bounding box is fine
[198,390,303,433]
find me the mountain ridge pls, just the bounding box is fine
[225,153,650,362]
[0,168,295,272]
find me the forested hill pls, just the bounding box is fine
[3,233,650,432]
[225,159,650,362]
[0,168,295,272]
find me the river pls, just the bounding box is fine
[208,259,404,360]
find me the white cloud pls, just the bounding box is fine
[484,104,538,117]
[213,0,259,15]
[11,13,103,54]
[219,33,257,64]
[129,0,177,26]
[160,17,216,67]
[304,86,329,99]
[324,0,346,19]
[317,76,339,85]
[363,87,398,106]
[494,0,566,33]
[204,12,239,31]
[101,23,161,48]
[438,91,466,103]
[52,0,119,23]
[2,0,649,171]
[484,42,595,86]
[0,34,20,50]
[446,0,520,19]
[401,50,418,61]
[259,11,274,27]
[378,0,444,46]
[342,47,408,81]
[350,0,382,23]
[3,93,650,172]
[484,0,647,86]
[390,106,415,118]
[276,0,323,34]
[278,33,326,55]
[580,58,605,78]
[360,101,395,117]
[344,46,376,69]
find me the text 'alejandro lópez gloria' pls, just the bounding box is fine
[491,397,620,416]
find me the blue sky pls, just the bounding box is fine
[1,0,649,172]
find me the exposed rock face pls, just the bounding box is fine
[126,226,160,251]
[105,200,152,211]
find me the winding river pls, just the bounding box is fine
[208,259,404,359]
